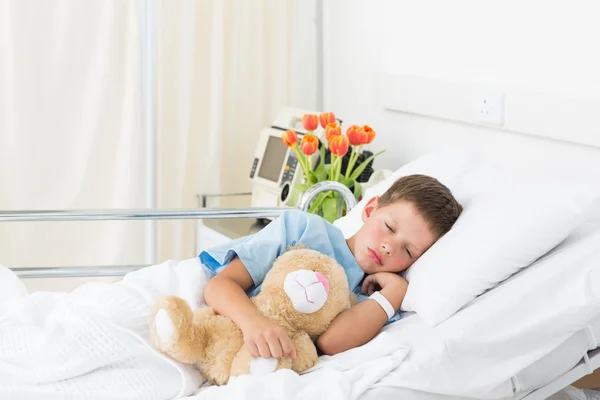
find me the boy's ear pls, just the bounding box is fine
[361,196,379,222]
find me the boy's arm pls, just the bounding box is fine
[316,273,407,355]
[204,257,296,359]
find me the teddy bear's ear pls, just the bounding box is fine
[348,293,359,307]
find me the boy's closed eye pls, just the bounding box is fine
[385,222,395,233]
[385,221,413,258]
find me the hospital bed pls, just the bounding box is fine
[1,185,599,400]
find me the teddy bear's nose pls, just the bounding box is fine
[314,271,329,294]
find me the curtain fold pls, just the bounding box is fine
[0,0,145,292]
[155,0,301,261]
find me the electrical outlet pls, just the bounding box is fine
[478,92,505,126]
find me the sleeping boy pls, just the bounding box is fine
[200,174,463,359]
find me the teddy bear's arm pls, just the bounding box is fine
[291,332,319,373]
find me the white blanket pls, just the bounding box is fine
[190,332,408,400]
[0,259,407,400]
[0,259,207,400]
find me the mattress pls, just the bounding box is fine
[357,221,600,400]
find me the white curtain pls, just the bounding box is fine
[155,0,306,261]
[0,0,146,291]
[0,0,315,289]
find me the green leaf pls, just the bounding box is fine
[321,196,339,223]
[314,163,327,181]
[353,182,363,200]
[318,145,326,169]
[294,183,309,192]
[307,170,319,186]
[349,150,386,181]
[307,191,330,214]
[341,177,355,189]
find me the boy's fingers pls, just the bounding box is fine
[280,337,295,359]
[256,340,271,359]
[267,339,283,358]
[361,276,373,293]
[246,342,259,358]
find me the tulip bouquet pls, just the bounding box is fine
[281,112,384,222]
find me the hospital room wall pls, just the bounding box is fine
[322,0,600,178]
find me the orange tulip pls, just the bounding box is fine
[302,114,319,131]
[319,112,336,129]
[329,135,349,157]
[346,125,364,146]
[361,125,376,144]
[325,122,341,141]
[300,134,319,156]
[281,130,298,147]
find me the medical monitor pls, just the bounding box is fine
[257,135,289,183]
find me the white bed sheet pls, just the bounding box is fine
[359,316,600,400]
[358,221,600,400]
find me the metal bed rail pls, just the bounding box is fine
[2,181,358,280]
[0,207,284,222]
[2,207,285,279]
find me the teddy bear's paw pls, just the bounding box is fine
[249,357,278,375]
[154,308,175,345]
[150,296,192,350]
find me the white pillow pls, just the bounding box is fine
[334,151,600,326]
[401,179,599,325]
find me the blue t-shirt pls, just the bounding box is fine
[199,209,400,324]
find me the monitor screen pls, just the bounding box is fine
[257,135,288,183]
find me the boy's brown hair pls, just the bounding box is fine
[377,174,463,239]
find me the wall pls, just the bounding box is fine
[322,0,600,177]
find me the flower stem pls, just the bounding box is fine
[294,146,310,181]
[345,145,363,178]
[329,154,337,181]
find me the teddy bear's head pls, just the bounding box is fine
[257,247,351,339]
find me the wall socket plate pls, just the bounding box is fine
[478,92,505,126]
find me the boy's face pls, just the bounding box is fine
[350,197,436,275]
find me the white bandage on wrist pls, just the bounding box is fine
[369,291,395,320]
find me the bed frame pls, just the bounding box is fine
[1,207,598,399]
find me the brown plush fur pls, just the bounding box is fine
[150,248,351,386]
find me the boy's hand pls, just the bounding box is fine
[361,272,407,299]
[240,315,297,360]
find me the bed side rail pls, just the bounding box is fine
[1,207,285,278]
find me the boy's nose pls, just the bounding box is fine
[382,243,391,255]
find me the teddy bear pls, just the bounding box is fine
[149,247,352,386]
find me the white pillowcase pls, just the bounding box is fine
[334,151,600,326]
[402,179,599,325]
